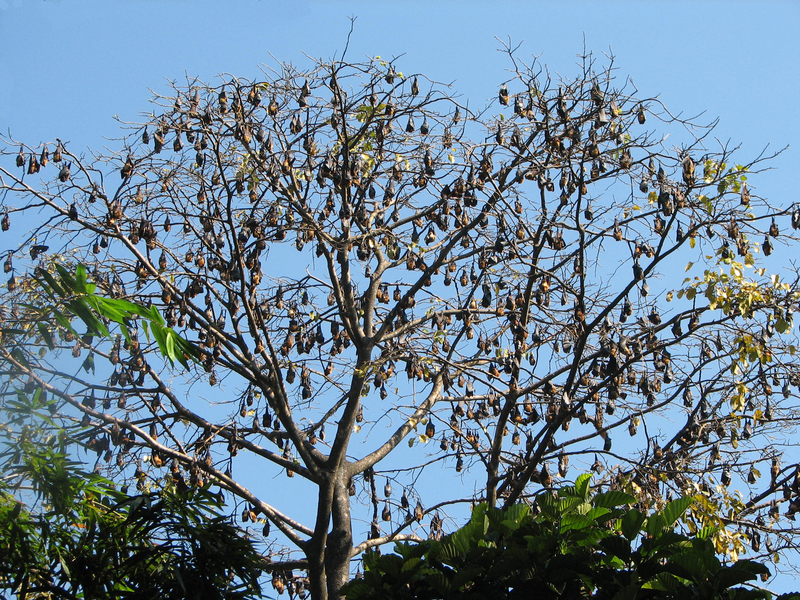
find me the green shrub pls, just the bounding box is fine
[344,474,790,600]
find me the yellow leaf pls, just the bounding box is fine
[685,262,694,272]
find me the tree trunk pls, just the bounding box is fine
[325,474,353,599]
[307,560,328,600]
[306,472,354,600]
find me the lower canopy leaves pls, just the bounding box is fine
[343,477,782,600]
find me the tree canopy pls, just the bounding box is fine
[1,45,799,599]
[343,476,781,600]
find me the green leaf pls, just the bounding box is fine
[142,320,152,344]
[586,506,612,523]
[498,503,529,533]
[620,508,645,540]
[560,513,595,532]
[164,329,177,363]
[556,496,584,517]
[575,473,592,499]
[94,296,135,323]
[36,323,55,350]
[776,318,790,334]
[696,526,719,540]
[75,263,89,293]
[715,560,770,589]
[151,322,168,358]
[646,512,667,536]
[642,572,684,592]
[599,535,631,561]
[401,556,422,573]
[11,347,32,370]
[594,491,636,509]
[611,583,641,600]
[662,496,694,527]
[35,267,66,298]
[448,518,486,557]
[667,547,718,581]
[425,571,453,596]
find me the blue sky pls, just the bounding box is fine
[2,1,798,191]
[2,0,799,592]
[1,0,798,209]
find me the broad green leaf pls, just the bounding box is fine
[594,491,636,509]
[586,506,612,523]
[599,535,631,561]
[557,496,584,516]
[497,503,529,533]
[620,508,645,540]
[696,526,719,540]
[675,548,722,583]
[662,496,694,527]
[575,473,592,499]
[646,512,667,536]
[715,559,770,590]
[560,513,595,533]
[401,556,422,572]
[642,572,684,592]
[425,572,453,595]
[611,582,641,600]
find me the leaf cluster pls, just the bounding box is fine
[25,262,199,369]
[0,393,263,600]
[344,475,786,600]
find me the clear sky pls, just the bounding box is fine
[2,0,799,593]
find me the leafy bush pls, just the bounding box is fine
[344,475,790,600]
[0,370,262,599]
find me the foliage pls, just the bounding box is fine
[344,476,782,600]
[1,44,799,600]
[0,383,264,600]
[8,261,199,370]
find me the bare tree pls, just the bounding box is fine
[2,45,799,599]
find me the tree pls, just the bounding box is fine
[342,476,778,600]
[0,382,264,599]
[1,44,799,599]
